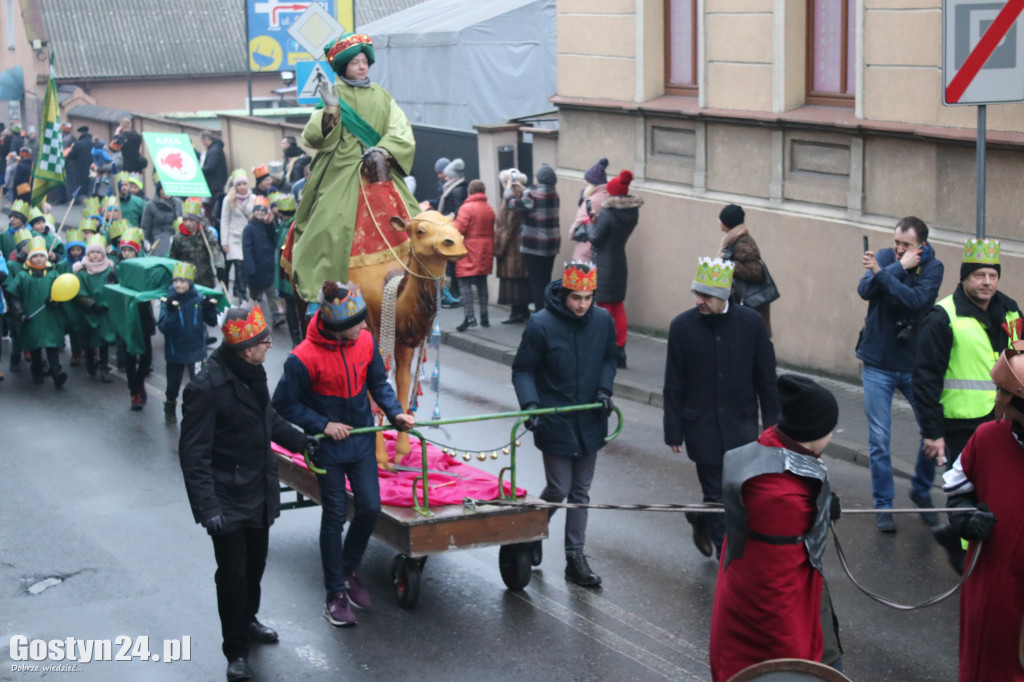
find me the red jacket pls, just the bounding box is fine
[453,193,495,278]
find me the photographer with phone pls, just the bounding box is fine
[857,216,944,533]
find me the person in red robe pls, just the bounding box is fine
[942,347,1021,682]
[709,374,839,682]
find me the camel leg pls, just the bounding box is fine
[393,344,415,456]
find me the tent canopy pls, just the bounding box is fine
[362,0,556,132]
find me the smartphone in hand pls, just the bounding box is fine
[863,235,869,253]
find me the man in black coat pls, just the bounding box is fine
[114,117,145,172]
[200,131,228,214]
[64,126,93,203]
[663,257,779,559]
[179,306,310,682]
[12,147,33,202]
[512,262,618,587]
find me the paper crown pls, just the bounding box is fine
[127,172,144,189]
[64,229,85,248]
[318,281,368,330]
[268,191,283,204]
[43,213,55,226]
[82,197,101,217]
[79,217,99,232]
[173,261,197,281]
[274,194,296,212]
[27,206,45,224]
[562,261,597,291]
[85,233,107,251]
[222,305,269,348]
[253,195,270,210]
[102,195,121,213]
[13,227,33,247]
[693,257,735,297]
[964,238,999,264]
[182,197,203,217]
[26,236,48,258]
[252,164,270,180]
[115,171,131,184]
[107,218,129,239]
[9,199,30,219]
[325,33,374,73]
[229,168,248,185]
[120,227,144,252]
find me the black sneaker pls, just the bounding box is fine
[565,552,601,588]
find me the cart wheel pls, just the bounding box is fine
[498,543,533,591]
[392,554,421,609]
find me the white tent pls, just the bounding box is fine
[362,0,556,131]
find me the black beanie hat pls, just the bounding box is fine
[961,261,1001,280]
[719,204,745,229]
[777,374,839,443]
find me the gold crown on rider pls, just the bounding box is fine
[963,238,999,264]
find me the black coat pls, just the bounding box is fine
[65,133,93,194]
[179,347,307,533]
[117,129,145,172]
[201,138,228,197]
[242,218,277,289]
[586,194,643,303]
[13,158,32,200]
[438,178,467,217]
[663,303,779,465]
[512,279,618,457]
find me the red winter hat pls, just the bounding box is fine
[607,170,633,196]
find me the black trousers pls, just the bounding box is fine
[30,347,60,380]
[524,254,555,313]
[165,361,196,401]
[692,463,725,552]
[211,525,269,660]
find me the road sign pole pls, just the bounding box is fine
[244,0,253,117]
[977,104,986,238]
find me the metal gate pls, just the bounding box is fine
[409,124,479,205]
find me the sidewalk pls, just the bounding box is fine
[437,302,927,485]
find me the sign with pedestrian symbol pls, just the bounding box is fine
[943,0,1024,104]
[296,61,335,105]
[141,133,211,198]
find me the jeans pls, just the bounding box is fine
[316,455,381,594]
[211,526,269,660]
[862,365,930,506]
[541,449,598,553]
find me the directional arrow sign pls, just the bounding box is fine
[944,0,1024,104]
[296,60,335,105]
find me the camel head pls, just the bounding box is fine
[390,211,467,277]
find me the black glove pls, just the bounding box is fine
[200,514,224,532]
[523,404,543,432]
[168,299,180,309]
[45,297,58,308]
[204,297,217,308]
[595,391,614,418]
[959,502,997,540]
[305,437,321,466]
[91,303,108,313]
[829,492,841,521]
[106,271,119,285]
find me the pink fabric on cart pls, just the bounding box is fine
[272,432,527,507]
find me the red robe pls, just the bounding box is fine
[957,420,1024,681]
[709,427,824,682]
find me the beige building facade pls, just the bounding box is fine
[549,0,1024,378]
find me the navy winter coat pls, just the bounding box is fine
[242,218,277,289]
[663,303,780,465]
[272,312,404,464]
[157,282,218,364]
[855,243,944,371]
[512,279,618,457]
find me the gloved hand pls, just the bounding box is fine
[523,404,543,432]
[305,437,321,467]
[829,492,841,521]
[91,303,108,313]
[18,312,29,324]
[595,391,614,418]
[317,79,339,108]
[168,299,180,309]
[961,502,997,540]
[204,297,217,308]
[201,514,224,532]
[45,297,58,308]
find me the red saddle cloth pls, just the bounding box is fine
[351,180,411,260]
[272,432,527,507]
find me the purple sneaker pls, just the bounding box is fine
[344,569,371,609]
[323,592,357,626]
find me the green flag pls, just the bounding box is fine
[31,53,65,207]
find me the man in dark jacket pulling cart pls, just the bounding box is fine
[178,306,311,682]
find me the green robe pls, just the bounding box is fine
[75,267,118,346]
[274,217,293,297]
[121,195,147,227]
[6,266,66,350]
[292,81,419,302]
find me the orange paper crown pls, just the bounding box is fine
[252,164,270,180]
[563,261,597,292]
[253,195,270,210]
[222,306,268,347]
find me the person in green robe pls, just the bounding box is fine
[116,173,147,227]
[4,227,35,371]
[6,236,68,386]
[290,32,420,305]
[28,208,65,263]
[58,229,88,366]
[271,194,302,346]
[73,234,118,382]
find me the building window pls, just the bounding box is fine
[665,0,698,94]
[807,0,855,105]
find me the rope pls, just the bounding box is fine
[379,274,401,381]
[358,181,447,281]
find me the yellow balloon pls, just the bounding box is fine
[50,273,81,302]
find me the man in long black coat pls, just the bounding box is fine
[663,257,779,559]
[179,307,310,682]
[64,126,93,202]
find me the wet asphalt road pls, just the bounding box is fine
[0,324,961,681]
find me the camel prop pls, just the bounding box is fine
[349,210,466,469]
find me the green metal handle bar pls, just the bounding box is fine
[299,403,624,515]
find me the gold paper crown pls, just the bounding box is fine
[963,238,1000,265]
[27,207,44,223]
[253,195,270,210]
[65,229,85,246]
[85,234,107,250]
[222,306,268,346]
[173,261,197,281]
[252,164,269,179]
[694,257,735,291]
[107,218,129,239]
[13,227,33,246]
[83,197,101,217]
[9,199,31,219]
[102,195,121,213]
[182,197,203,216]
[120,228,144,252]
[26,235,48,256]
[563,261,597,291]
[79,217,99,232]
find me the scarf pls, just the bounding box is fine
[73,255,113,275]
[439,176,464,213]
[216,344,270,411]
[339,75,370,88]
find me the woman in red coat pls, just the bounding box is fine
[453,179,495,331]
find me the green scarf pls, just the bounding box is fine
[316,97,381,149]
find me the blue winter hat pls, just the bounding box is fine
[584,158,609,185]
[434,157,450,174]
[318,280,368,331]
